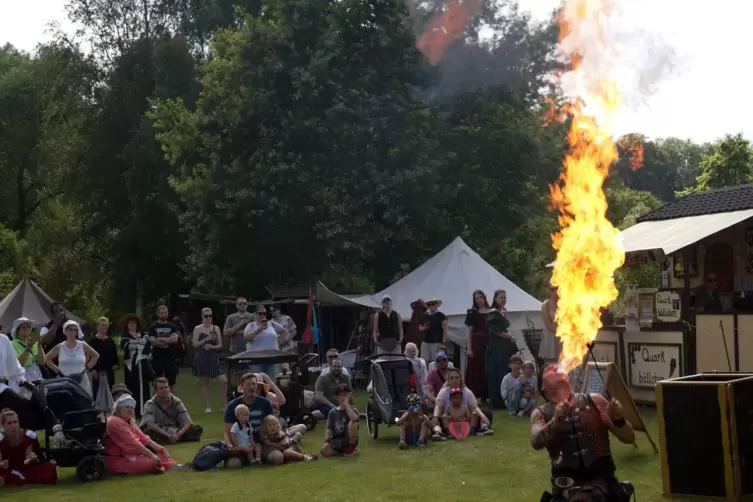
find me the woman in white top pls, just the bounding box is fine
[404,342,427,397]
[45,320,99,396]
[243,306,288,379]
[539,283,562,363]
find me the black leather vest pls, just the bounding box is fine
[540,393,602,472]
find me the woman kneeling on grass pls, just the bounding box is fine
[261,416,317,465]
[0,409,57,487]
[103,394,179,475]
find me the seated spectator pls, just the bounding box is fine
[254,372,286,407]
[432,368,493,439]
[111,383,131,401]
[427,345,454,372]
[272,402,307,441]
[500,355,538,417]
[441,388,472,438]
[140,378,203,444]
[321,384,359,457]
[103,394,178,475]
[261,415,317,465]
[396,392,429,449]
[312,358,351,417]
[424,351,451,409]
[404,343,427,397]
[0,409,57,487]
[229,404,260,466]
[321,348,351,377]
[224,373,273,468]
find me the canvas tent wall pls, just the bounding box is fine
[0,278,86,331]
[374,237,543,370]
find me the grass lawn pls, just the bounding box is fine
[7,369,671,502]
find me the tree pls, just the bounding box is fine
[678,133,753,196]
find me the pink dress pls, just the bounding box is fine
[102,416,176,475]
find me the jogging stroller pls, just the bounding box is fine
[365,354,416,439]
[33,377,107,482]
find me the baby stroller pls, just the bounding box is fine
[33,377,107,482]
[365,354,416,439]
[227,349,317,431]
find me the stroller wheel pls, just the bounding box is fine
[76,455,107,482]
[301,413,317,432]
[366,400,378,439]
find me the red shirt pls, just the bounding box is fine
[0,432,36,470]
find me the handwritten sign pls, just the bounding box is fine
[628,343,681,389]
[585,365,608,394]
[638,294,654,327]
[590,342,617,364]
[747,228,753,273]
[655,291,681,323]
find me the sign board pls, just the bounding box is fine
[654,291,681,323]
[747,228,753,273]
[580,362,658,453]
[638,294,654,327]
[589,341,617,364]
[628,343,682,389]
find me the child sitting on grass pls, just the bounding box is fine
[230,404,261,465]
[261,415,317,465]
[396,392,430,449]
[441,388,472,438]
[500,354,525,417]
[271,402,307,444]
[517,360,538,416]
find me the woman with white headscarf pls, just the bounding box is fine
[102,394,177,475]
[44,320,99,396]
[9,318,45,399]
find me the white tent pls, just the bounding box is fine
[374,237,543,369]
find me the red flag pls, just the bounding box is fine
[302,295,314,344]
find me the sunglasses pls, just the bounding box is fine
[327,355,338,359]
[436,358,448,363]
[237,303,247,307]
[257,312,267,317]
[203,314,213,318]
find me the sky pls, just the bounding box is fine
[1,0,751,144]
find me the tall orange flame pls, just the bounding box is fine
[550,0,625,372]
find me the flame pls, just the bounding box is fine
[549,0,625,373]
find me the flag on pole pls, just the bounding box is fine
[301,294,319,344]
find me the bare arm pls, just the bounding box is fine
[83,343,99,369]
[263,374,286,406]
[243,324,262,342]
[397,313,404,342]
[441,319,448,345]
[530,409,562,450]
[542,302,557,333]
[372,315,379,344]
[592,394,636,444]
[342,402,359,422]
[315,390,337,408]
[224,423,236,447]
[41,324,59,345]
[45,345,62,374]
[395,412,409,426]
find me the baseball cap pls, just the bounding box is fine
[335,384,351,395]
[381,294,392,303]
[450,387,462,396]
[435,351,448,361]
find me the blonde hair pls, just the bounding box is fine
[522,360,536,371]
[1,408,17,425]
[404,342,418,356]
[235,404,249,420]
[97,317,109,325]
[261,415,280,442]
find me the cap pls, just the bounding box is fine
[381,294,392,303]
[335,384,351,395]
[435,351,448,361]
[111,383,131,397]
[450,387,463,396]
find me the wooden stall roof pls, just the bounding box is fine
[639,183,753,222]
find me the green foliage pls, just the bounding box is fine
[678,133,753,196]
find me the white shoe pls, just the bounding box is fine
[204,407,212,413]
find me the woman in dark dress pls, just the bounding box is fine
[89,317,119,414]
[464,290,490,401]
[486,290,518,409]
[119,314,154,417]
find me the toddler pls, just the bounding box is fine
[271,402,307,443]
[517,360,538,416]
[396,392,430,449]
[230,404,260,465]
[261,415,317,464]
[441,388,472,437]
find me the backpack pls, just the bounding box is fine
[191,441,232,471]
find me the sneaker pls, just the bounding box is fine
[417,440,426,449]
[343,445,358,456]
[476,425,494,436]
[517,411,527,417]
[304,454,318,462]
[398,440,408,450]
[431,431,446,441]
[204,407,212,414]
[251,459,262,466]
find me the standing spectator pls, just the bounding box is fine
[40,302,79,378]
[173,316,188,366]
[192,307,227,413]
[418,297,447,363]
[89,317,119,414]
[45,321,99,396]
[148,306,180,387]
[270,304,297,374]
[243,306,287,379]
[10,318,44,397]
[224,297,252,354]
[372,295,403,355]
[120,314,154,416]
[465,290,490,402]
[486,290,517,409]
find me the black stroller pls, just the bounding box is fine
[33,377,107,481]
[226,349,317,431]
[365,354,416,439]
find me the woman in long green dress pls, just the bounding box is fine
[486,290,519,409]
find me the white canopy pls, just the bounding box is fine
[374,237,543,365]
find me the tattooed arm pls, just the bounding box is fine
[530,408,560,450]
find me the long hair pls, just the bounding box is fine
[261,415,280,442]
[442,367,465,389]
[470,290,489,311]
[492,290,507,310]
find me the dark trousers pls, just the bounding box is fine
[124,363,153,417]
[142,424,204,444]
[151,350,178,386]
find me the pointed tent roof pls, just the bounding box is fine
[0,278,86,330]
[376,237,542,319]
